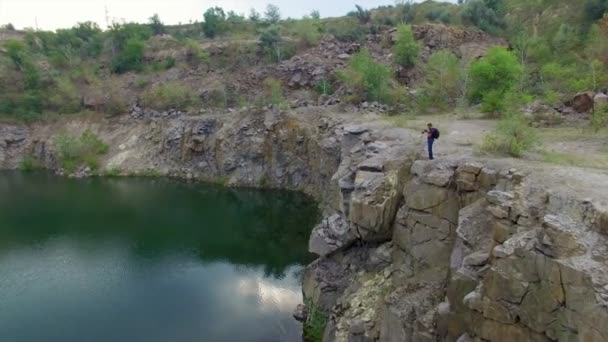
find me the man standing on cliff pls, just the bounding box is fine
[422,123,439,160]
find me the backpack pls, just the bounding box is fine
[432,128,440,140]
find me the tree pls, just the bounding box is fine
[249,8,261,23]
[469,46,522,115]
[420,51,462,110]
[203,7,226,38]
[506,0,554,37]
[354,5,371,24]
[265,4,281,24]
[2,23,16,31]
[461,0,504,34]
[585,0,608,22]
[148,14,166,36]
[552,24,579,54]
[259,25,283,62]
[226,11,246,30]
[393,24,419,67]
[310,10,321,20]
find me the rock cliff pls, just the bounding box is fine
[2,111,608,342]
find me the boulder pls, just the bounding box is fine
[309,214,357,257]
[293,304,308,322]
[569,92,595,113]
[595,93,608,108]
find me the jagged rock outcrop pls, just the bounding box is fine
[0,124,28,169]
[306,155,608,342]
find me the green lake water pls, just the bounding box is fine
[0,172,318,342]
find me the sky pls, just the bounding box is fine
[0,0,436,31]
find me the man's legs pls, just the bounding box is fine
[428,139,434,160]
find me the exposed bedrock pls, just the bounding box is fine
[2,111,608,342]
[305,156,608,342]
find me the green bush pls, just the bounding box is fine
[150,57,176,71]
[591,104,608,132]
[55,130,109,172]
[418,50,461,111]
[469,47,522,116]
[19,156,42,172]
[393,25,419,67]
[0,91,44,121]
[291,18,321,48]
[480,113,539,157]
[111,38,146,73]
[259,25,284,62]
[47,77,81,113]
[184,39,209,66]
[142,82,198,111]
[315,79,334,96]
[338,49,394,104]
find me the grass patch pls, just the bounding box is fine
[19,156,43,171]
[542,150,608,169]
[480,113,539,157]
[303,301,327,342]
[55,130,109,173]
[142,82,199,111]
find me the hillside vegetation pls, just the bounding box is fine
[0,0,606,130]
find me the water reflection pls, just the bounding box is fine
[0,172,317,342]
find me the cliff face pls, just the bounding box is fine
[2,111,608,342]
[305,153,608,342]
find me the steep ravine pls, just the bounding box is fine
[2,110,608,342]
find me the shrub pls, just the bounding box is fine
[55,130,109,172]
[393,25,419,67]
[19,156,42,171]
[552,24,579,55]
[323,18,366,43]
[303,302,327,342]
[591,104,608,132]
[469,47,522,116]
[425,8,451,24]
[150,57,176,71]
[149,14,166,36]
[461,0,505,34]
[259,25,284,62]
[338,49,394,104]
[111,38,145,73]
[98,81,129,116]
[142,82,198,111]
[418,50,461,111]
[315,79,334,96]
[291,18,321,48]
[262,78,286,106]
[47,77,81,113]
[480,113,538,157]
[353,5,371,24]
[203,7,226,38]
[183,39,209,66]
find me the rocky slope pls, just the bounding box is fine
[2,110,608,342]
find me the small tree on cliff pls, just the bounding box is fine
[393,24,419,67]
